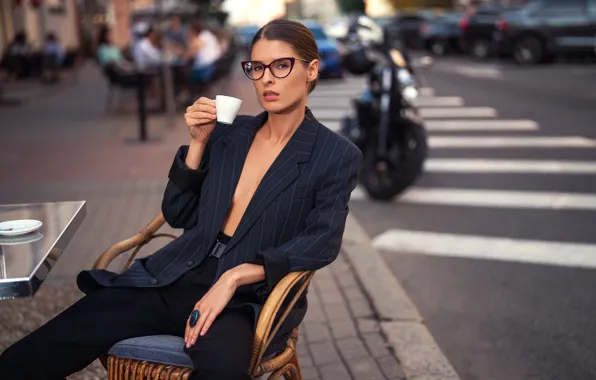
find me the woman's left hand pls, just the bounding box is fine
[185,272,237,347]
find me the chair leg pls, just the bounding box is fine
[106,85,113,112]
[287,354,303,380]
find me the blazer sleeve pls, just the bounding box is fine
[250,143,363,290]
[161,145,209,229]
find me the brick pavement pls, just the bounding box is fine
[0,61,407,379]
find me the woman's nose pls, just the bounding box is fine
[261,68,275,84]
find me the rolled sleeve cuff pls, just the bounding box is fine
[248,247,290,290]
[168,145,208,192]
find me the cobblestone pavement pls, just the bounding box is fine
[0,62,406,379]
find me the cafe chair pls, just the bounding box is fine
[92,212,314,379]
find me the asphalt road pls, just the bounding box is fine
[340,57,596,380]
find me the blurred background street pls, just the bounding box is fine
[1,0,596,379]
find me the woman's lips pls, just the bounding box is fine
[263,91,279,102]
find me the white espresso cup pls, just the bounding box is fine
[215,95,243,125]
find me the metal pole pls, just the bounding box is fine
[156,0,176,117]
[137,73,148,141]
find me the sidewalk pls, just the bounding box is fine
[0,62,407,379]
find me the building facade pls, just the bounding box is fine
[0,0,80,53]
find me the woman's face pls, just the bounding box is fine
[249,39,318,114]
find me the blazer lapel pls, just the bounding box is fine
[224,109,319,253]
[205,117,262,243]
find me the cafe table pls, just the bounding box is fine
[0,201,86,300]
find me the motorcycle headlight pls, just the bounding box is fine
[397,69,414,85]
[402,85,419,102]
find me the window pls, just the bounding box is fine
[309,27,327,40]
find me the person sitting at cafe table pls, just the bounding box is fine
[133,25,164,68]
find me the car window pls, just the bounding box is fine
[588,0,596,13]
[539,0,586,11]
[309,27,327,40]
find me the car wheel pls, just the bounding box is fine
[430,40,447,56]
[470,39,490,60]
[513,35,544,65]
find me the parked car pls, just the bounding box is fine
[302,20,344,79]
[419,11,465,56]
[389,12,435,50]
[460,3,517,59]
[235,25,259,51]
[494,0,596,65]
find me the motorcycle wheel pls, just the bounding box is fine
[361,122,427,201]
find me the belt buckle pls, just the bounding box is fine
[210,241,226,258]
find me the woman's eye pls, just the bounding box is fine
[276,63,289,69]
[254,66,264,71]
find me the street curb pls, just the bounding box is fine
[343,214,461,380]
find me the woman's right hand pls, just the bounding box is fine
[185,97,217,143]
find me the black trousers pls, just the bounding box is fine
[0,256,254,380]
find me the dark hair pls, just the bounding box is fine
[14,31,27,44]
[189,21,204,35]
[97,25,111,45]
[46,32,56,42]
[251,19,320,94]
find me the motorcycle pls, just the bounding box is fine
[340,15,432,201]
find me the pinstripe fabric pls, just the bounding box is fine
[77,108,362,346]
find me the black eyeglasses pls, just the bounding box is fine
[240,57,312,80]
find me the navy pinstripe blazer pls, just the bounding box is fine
[77,107,362,349]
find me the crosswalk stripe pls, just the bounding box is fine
[424,120,538,131]
[425,159,596,173]
[429,136,596,148]
[392,187,596,210]
[372,229,596,269]
[309,96,463,109]
[323,119,539,133]
[420,107,497,118]
[314,107,497,121]
[413,96,464,107]
[312,87,436,97]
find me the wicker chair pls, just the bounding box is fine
[92,212,314,380]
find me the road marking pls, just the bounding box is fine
[372,229,596,269]
[413,96,464,107]
[313,106,496,121]
[425,159,596,174]
[420,107,497,118]
[430,136,596,148]
[312,87,436,97]
[351,186,596,209]
[324,119,539,133]
[399,187,596,210]
[425,119,538,131]
[309,96,463,109]
[434,62,503,79]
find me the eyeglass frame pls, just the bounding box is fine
[240,57,313,81]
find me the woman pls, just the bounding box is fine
[0,19,362,380]
[96,25,132,69]
[186,22,224,84]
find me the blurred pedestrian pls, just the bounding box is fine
[96,25,134,71]
[133,25,164,68]
[41,32,66,83]
[187,22,223,84]
[165,16,187,51]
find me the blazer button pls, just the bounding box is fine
[187,260,194,267]
[149,278,158,285]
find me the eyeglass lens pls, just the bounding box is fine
[243,58,294,80]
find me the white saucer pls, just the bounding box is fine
[0,231,44,246]
[0,220,43,236]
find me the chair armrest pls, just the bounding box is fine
[250,270,315,374]
[92,212,176,272]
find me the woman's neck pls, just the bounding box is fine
[262,100,307,144]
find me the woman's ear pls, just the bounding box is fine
[307,59,319,83]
